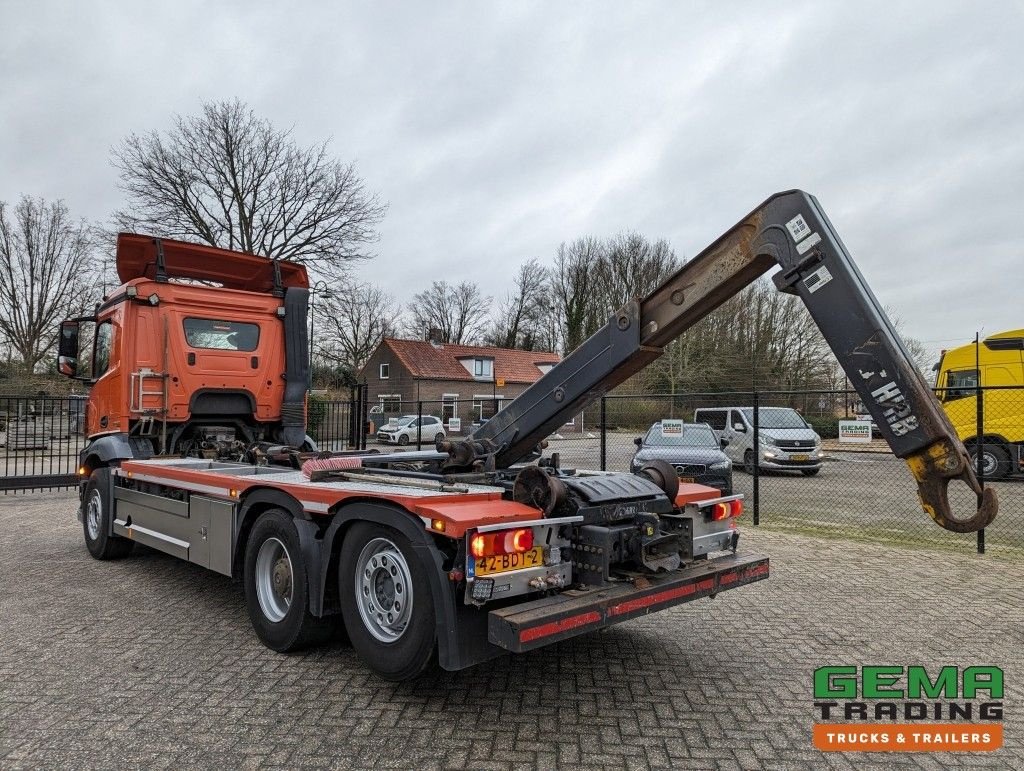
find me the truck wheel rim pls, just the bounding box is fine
[976,451,997,476]
[255,537,293,623]
[86,489,102,541]
[355,537,413,643]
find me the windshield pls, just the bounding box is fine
[741,407,808,429]
[644,424,719,448]
[395,416,416,427]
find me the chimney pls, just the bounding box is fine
[427,327,444,347]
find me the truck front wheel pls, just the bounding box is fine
[339,522,436,681]
[244,510,335,651]
[83,467,134,560]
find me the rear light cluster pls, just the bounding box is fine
[710,499,743,521]
[470,528,534,558]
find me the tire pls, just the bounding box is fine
[434,432,445,443]
[339,522,436,681]
[83,467,134,560]
[397,434,410,446]
[801,468,821,477]
[244,509,335,652]
[743,450,755,475]
[968,444,1011,480]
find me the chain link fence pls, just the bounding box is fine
[531,387,1022,558]
[5,387,1020,558]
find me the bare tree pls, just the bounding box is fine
[549,233,678,354]
[0,197,99,373]
[486,258,550,350]
[596,232,679,312]
[113,99,386,275]
[550,237,603,353]
[317,281,401,371]
[407,280,491,345]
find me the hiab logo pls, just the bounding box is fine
[811,666,1004,752]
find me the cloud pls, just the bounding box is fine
[1,0,1020,356]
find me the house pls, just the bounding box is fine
[358,337,560,430]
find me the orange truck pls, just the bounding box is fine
[57,191,995,680]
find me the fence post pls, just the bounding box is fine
[360,382,369,449]
[975,350,985,554]
[752,390,760,526]
[599,397,607,471]
[416,400,423,450]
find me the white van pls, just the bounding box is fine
[692,406,823,476]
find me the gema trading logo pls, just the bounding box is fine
[812,665,1004,752]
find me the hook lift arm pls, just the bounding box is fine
[458,190,997,533]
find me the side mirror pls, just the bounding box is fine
[732,422,746,432]
[57,321,80,377]
[634,437,643,448]
[720,438,729,448]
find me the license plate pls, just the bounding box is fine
[792,454,809,461]
[678,476,694,483]
[476,547,544,576]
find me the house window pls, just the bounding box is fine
[473,358,493,379]
[442,394,458,422]
[472,394,504,421]
[379,394,401,412]
[379,363,390,379]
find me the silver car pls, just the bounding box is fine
[693,407,823,476]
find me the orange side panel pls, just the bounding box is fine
[413,499,542,538]
[675,483,721,507]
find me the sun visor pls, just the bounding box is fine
[115,233,309,291]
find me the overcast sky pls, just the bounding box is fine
[2,1,1021,359]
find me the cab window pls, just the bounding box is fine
[943,369,978,401]
[183,318,260,351]
[94,321,113,378]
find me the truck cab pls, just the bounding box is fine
[934,329,1024,478]
[58,234,312,473]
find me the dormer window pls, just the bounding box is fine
[473,358,493,379]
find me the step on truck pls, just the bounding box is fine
[57,191,997,680]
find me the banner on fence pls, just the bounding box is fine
[838,420,872,443]
[447,418,462,433]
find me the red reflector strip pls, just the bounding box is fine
[720,563,770,585]
[519,611,602,643]
[608,577,715,617]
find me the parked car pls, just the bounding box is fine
[693,406,823,476]
[376,414,446,445]
[630,422,733,494]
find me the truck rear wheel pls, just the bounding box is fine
[339,522,435,681]
[244,509,334,652]
[83,467,134,560]
[968,444,1011,480]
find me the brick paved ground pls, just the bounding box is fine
[0,490,1020,770]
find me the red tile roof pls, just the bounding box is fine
[381,338,560,384]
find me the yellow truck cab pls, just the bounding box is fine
[935,329,1024,479]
